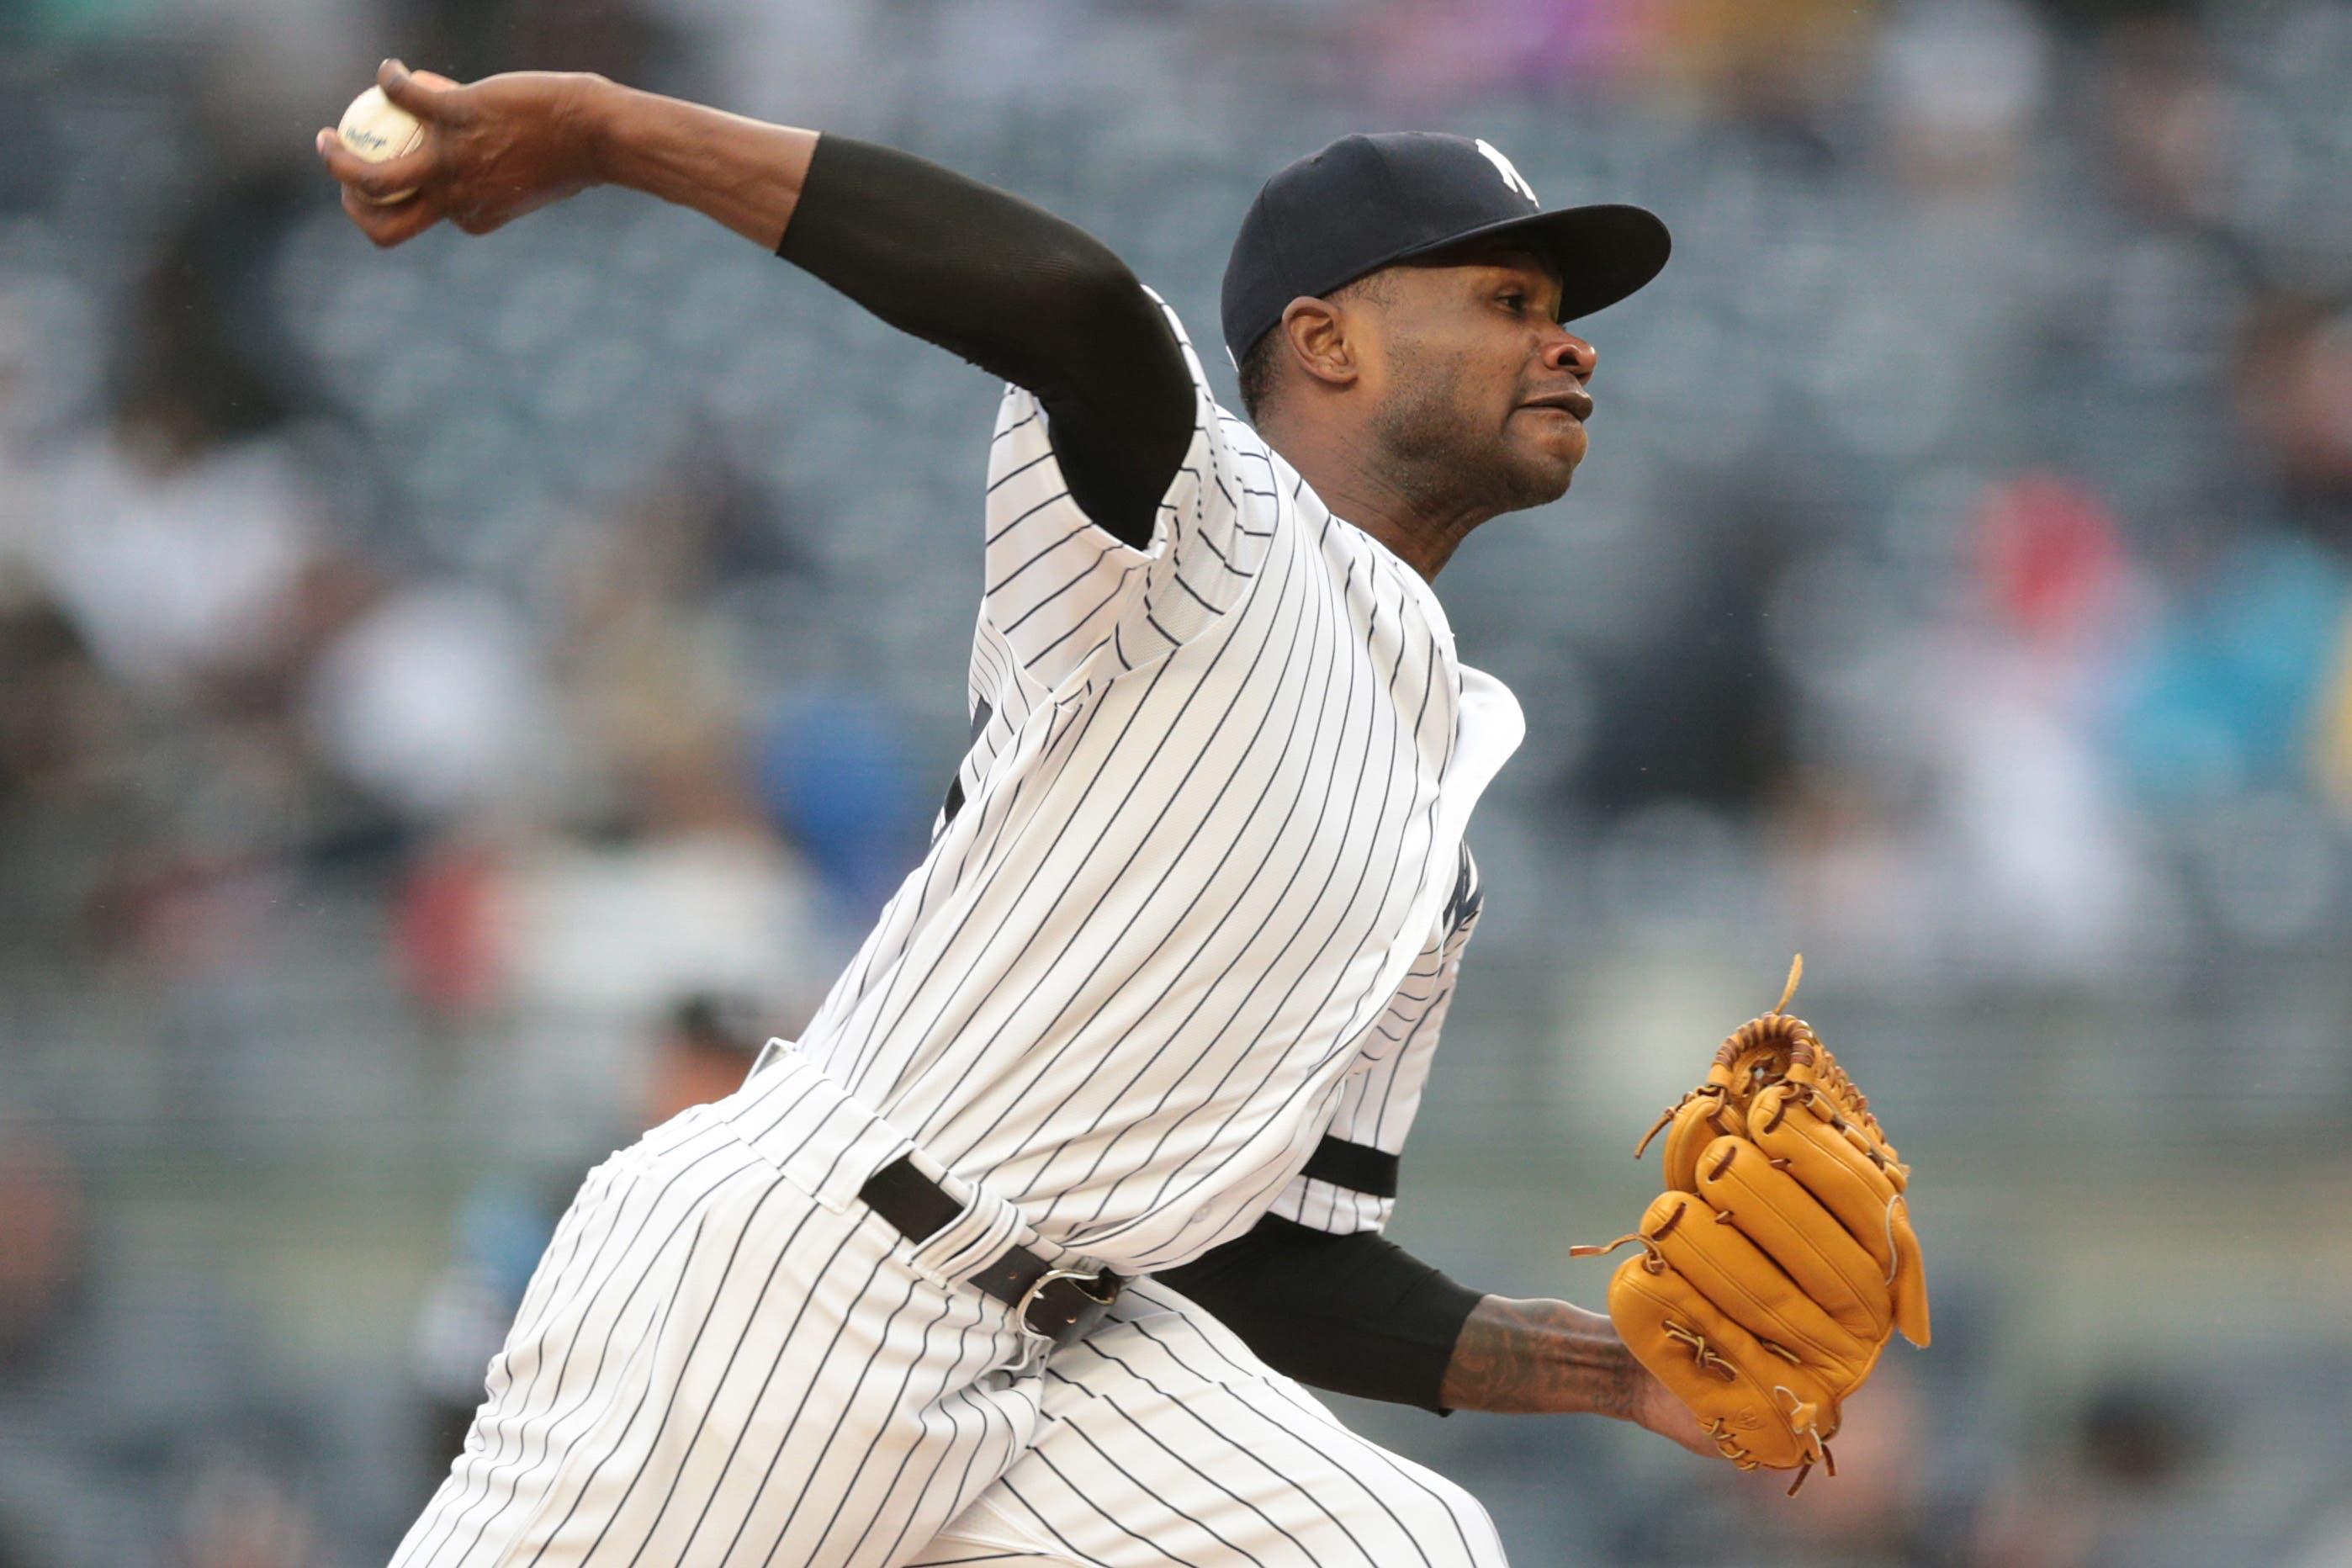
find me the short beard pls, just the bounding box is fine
[1368,342,1571,523]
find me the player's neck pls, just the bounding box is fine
[1265,423,1487,582]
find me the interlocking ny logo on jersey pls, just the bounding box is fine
[1475,139,1539,207]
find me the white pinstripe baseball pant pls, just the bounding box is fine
[393,1052,1067,1568]
[392,1052,1504,1566]
[908,1277,1508,1567]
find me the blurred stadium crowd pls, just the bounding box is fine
[3,0,2352,1562]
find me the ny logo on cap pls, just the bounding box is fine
[1475,139,1539,207]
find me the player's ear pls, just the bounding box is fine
[1279,297,1356,392]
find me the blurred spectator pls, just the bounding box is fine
[495,823,821,1025]
[303,580,559,823]
[2093,16,2236,230]
[1931,473,2157,973]
[1768,470,2159,975]
[27,393,318,707]
[0,1124,306,1564]
[169,1433,325,1568]
[0,1126,119,1563]
[644,991,771,1125]
[0,595,115,803]
[2316,614,2352,819]
[547,444,783,834]
[0,1129,86,1375]
[752,690,929,920]
[1969,1375,2216,1568]
[2103,291,2352,831]
[408,1170,575,1481]
[1728,1364,1936,1564]
[1358,0,1655,109]
[8,149,328,719]
[1872,0,2049,200]
[391,832,510,1024]
[2234,294,2352,530]
[2110,532,2348,807]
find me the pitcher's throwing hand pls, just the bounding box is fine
[316,60,605,246]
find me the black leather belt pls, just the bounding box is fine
[858,1155,1123,1347]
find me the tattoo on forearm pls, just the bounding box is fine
[1439,1295,1641,1417]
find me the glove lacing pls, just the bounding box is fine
[1771,1386,1836,1495]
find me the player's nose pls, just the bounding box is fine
[1540,331,1597,380]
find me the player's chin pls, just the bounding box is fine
[1502,426,1584,502]
[1515,404,1587,456]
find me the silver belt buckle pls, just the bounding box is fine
[1014,1266,1119,1340]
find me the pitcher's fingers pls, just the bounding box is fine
[340,183,443,247]
[316,130,437,205]
[377,58,464,121]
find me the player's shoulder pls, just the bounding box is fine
[1214,404,1310,514]
[1210,400,1276,467]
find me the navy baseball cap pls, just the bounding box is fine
[1220,132,1671,363]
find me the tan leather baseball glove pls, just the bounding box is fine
[1574,959,1929,1492]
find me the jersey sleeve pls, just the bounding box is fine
[1267,845,1485,1237]
[980,290,1276,690]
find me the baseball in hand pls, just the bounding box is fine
[336,86,424,204]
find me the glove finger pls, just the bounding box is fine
[1608,1253,1837,1474]
[1749,1085,1904,1269]
[1696,1136,1891,1344]
[1640,1191,1878,1385]
[1889,1194,1931,1347]
[1753,1078,1931,1348]
[1660,1090,1738,1195]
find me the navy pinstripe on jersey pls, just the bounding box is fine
[792,294,1524,1274]
[1266,841,1483,1237]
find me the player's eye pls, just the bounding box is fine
[1497,290,1527,314]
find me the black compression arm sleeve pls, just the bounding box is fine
[1153,1215,1485,1415]
[775,135,1195,548]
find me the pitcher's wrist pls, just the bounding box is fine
[1439,1295,1642,1417]
[566,73,624,188]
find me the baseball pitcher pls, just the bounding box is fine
[319,57,1926,1567]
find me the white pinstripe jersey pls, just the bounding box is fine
[795,295,1524,1272]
